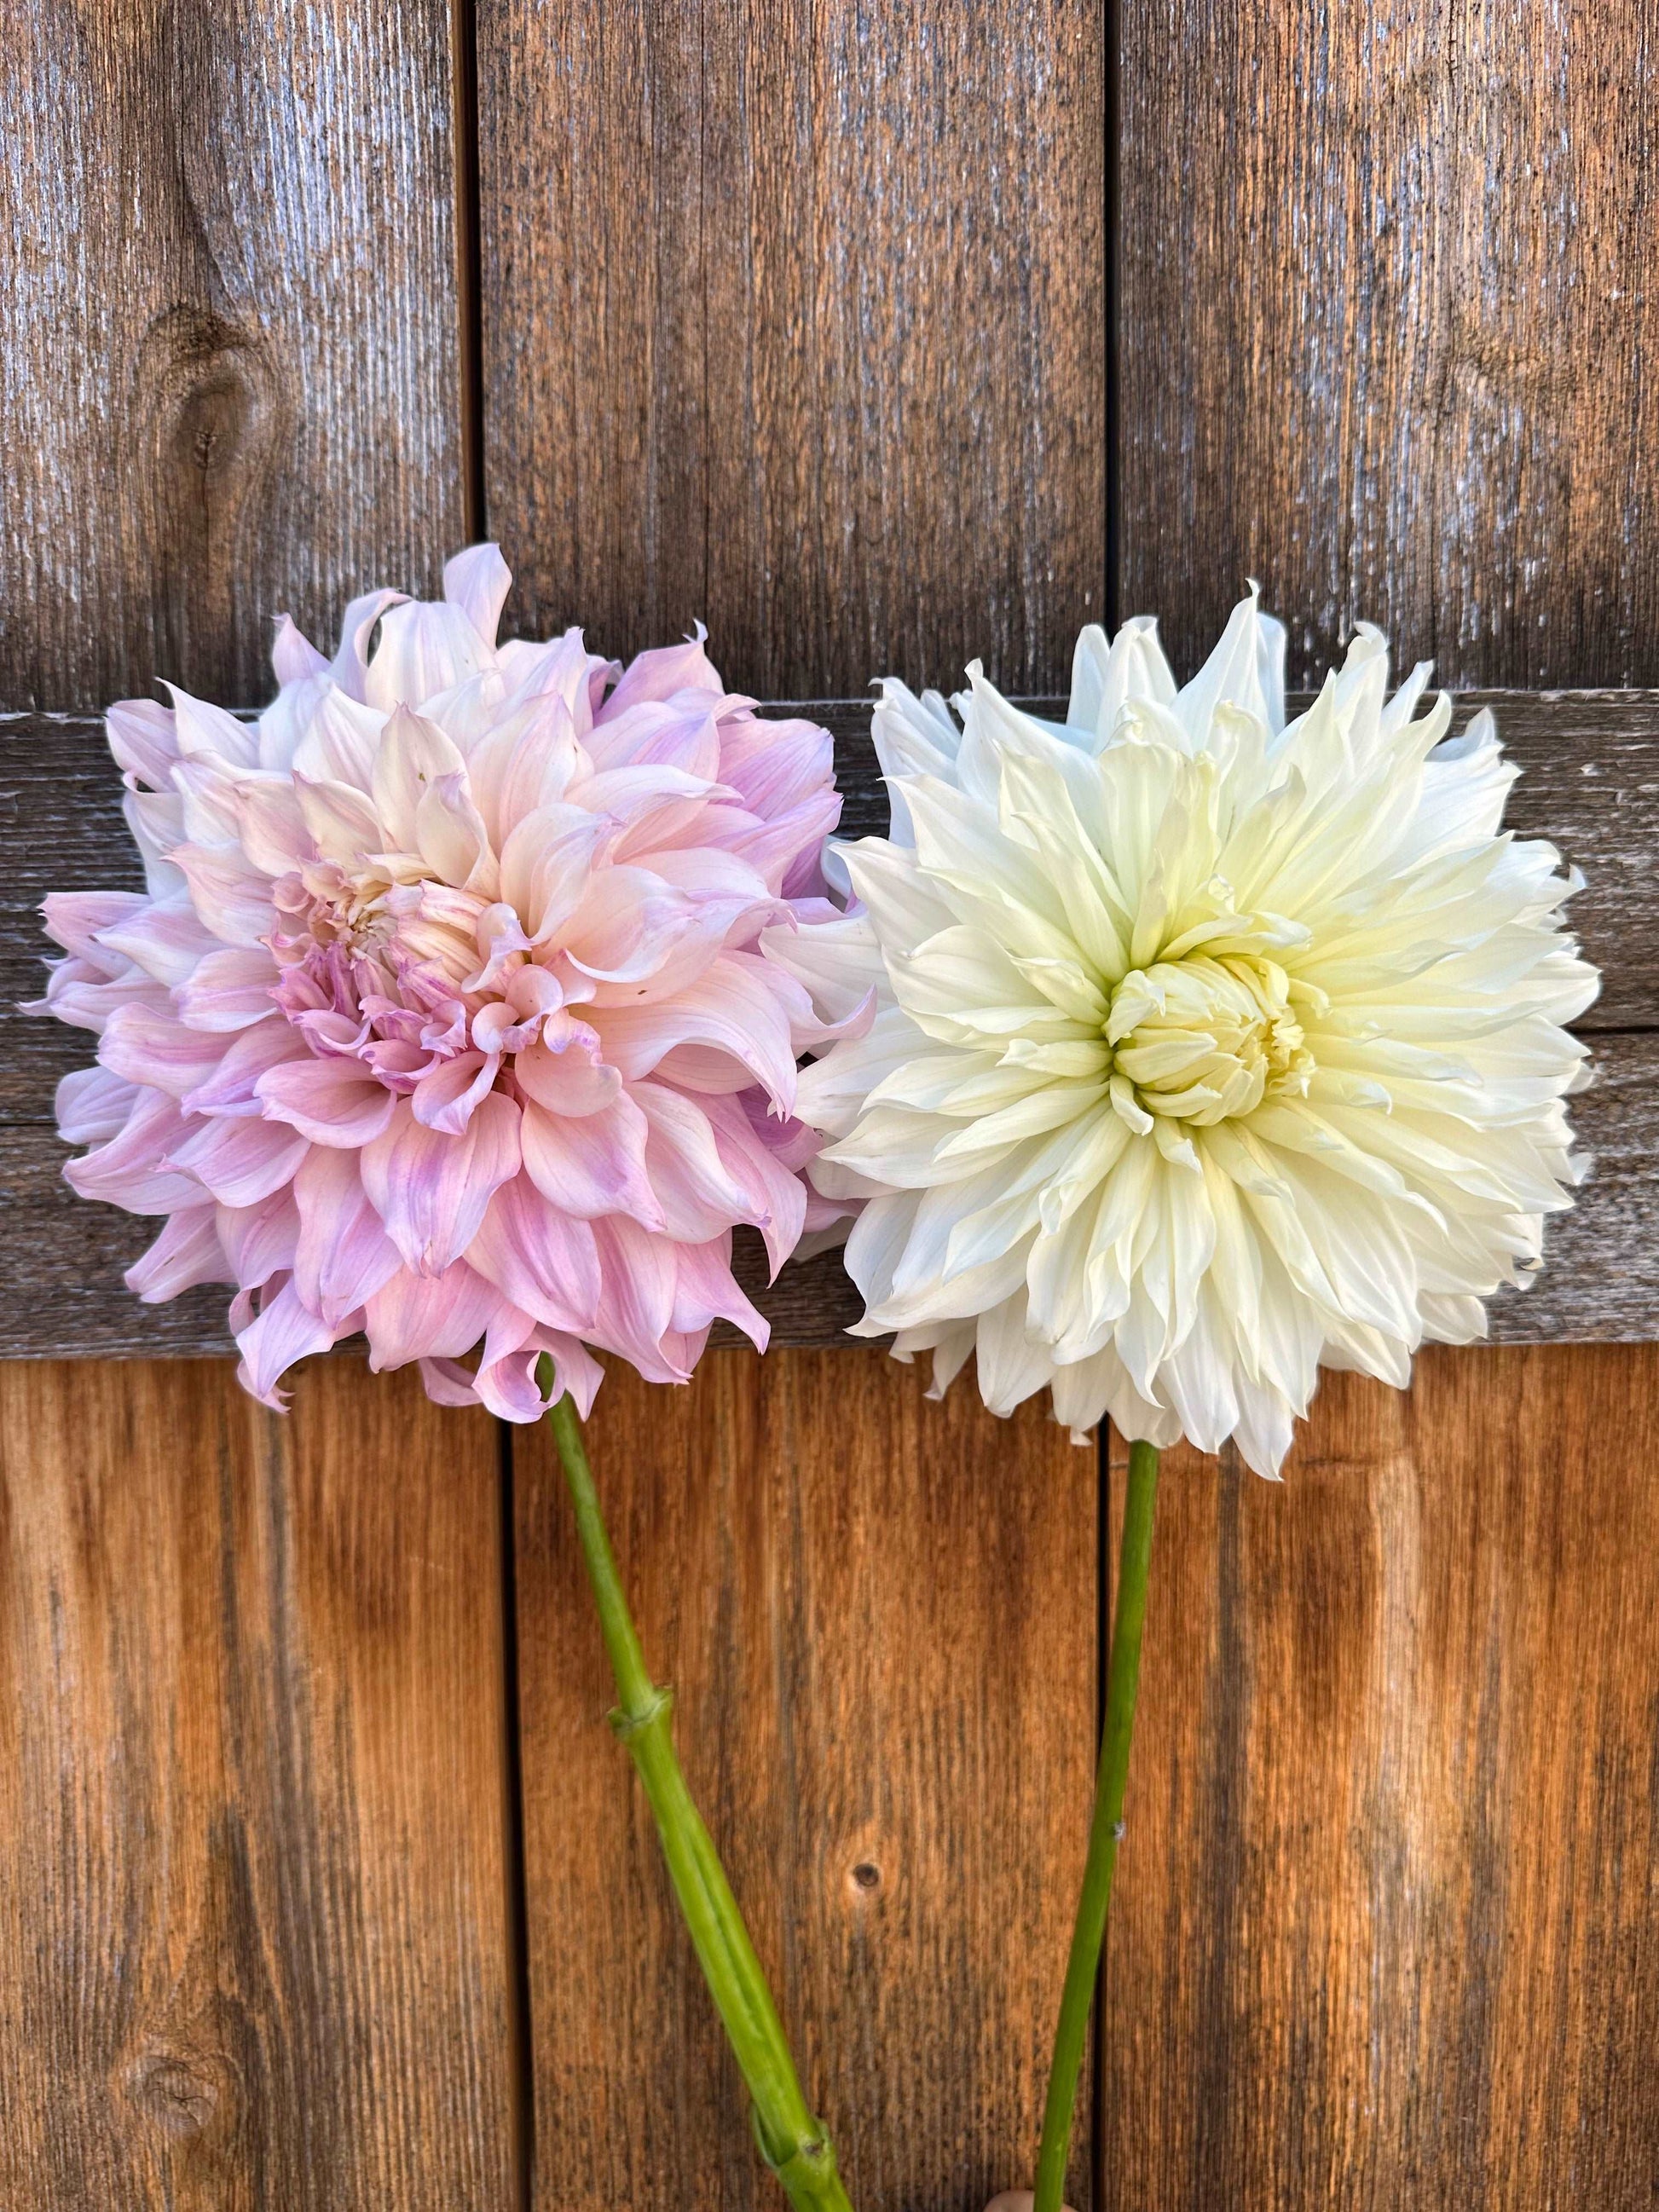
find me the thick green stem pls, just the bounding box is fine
[1032,1439,1161,2212]
[544,1382,853,2212]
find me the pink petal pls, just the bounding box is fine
[100,1003,230,1098]
[519,1092,662,1227]
[331,586,410,703]
[94,895,221,985]
[41,890,147,962]
[257,1056,396,1146]
[361,1092,522,1274]
[234,1276,342,1406]
[182,1019,308,1119]
[175,946,280,1031]
[632,1080,762,1244]
[512,1024,620,1118]
[293,1146,402,1325]
[107,698,178,787]
[468,1174,602,1332]
[370,706,467,850]
[362,1261,500,1366]
[587,1215,684,1378]
[217,1188,302,1285]
[174,843,278,945]
[599,634,723,716]
[668,1234,769,1352]
[411,1049,500,1135]
[126,1208,229,1302]
[55,1065,139,1145]
[443,543,513,647]
[64,1089,199,1215]
[592,952,801,1108]
[271,613,329,685]
[165,1112,307,1207]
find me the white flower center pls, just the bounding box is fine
[1104,953,1314,1126]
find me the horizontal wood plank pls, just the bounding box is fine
[3,689,1649,1354]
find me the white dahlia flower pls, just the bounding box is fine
[772,593,1598,1475]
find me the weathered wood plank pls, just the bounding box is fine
[0,1,467,712]
[4,683,1651,1117]
[514,1350,1095,2212]
[1116,6,1659,2205]
[0,1019,1653,1359]
[475,0,1107,699]
[3,686,1652,1354]
[1119,1,1659,693]
[1101,1349,1659,2209]
[0,1356,518,2209]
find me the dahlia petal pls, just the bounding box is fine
[42,890,147,962]
[294,773,384,865]
[271,613,329,685]
[64,1089,198,1215]
[367,597,494,710]
[293,1145,402,1324]
[411,1048,500,1135]
[362,1261,500,1367]
[371,706,467,850]
[107,697,179,787]
[182,1019,308,1118]
[217,1187,302,1286]
[234,1277,342,1406]
[94,895,221,986]
[594,954,801,1110]
[126,1206,229,1302]
[174,843,277,945]
[519,1092,662,1227]
[469,1174,603,1331]
[257,1056,396,1146]
[443,542,513,647]
[165,1112,308,1207]
[513,1026,621,1117]
[99,1003,229,1098]
[361,1092,522,1274]
[599,633,722,716]
[165,684,260,770]
[175,945,280,1031]
[55,1065,139,1145]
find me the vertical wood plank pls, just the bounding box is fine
[515,1352,1095,2211]
[1119,0,1659,690]
[1102,1352,1659,2208]
[1116,3,1659,2200]
[0,1359,517,2209]
[477,0,1107,697]
[482,5,1109,2198]
[0,0,468,710]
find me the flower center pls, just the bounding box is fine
[1104,953,1314,1127]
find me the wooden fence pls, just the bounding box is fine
[1,3,1656,2206]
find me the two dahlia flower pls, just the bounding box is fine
[33,552,1596,2212]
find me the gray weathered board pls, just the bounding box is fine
[2,692,1654,1357]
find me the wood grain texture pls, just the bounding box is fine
[1119,0,1659,692]
[476,0,1107,698]
[0,1356,517,2208]
[0,0,466,712]
[514,1349,1095,2211]
[1101,1348,1659,2209]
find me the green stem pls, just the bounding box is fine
[544,1381,853,2212]
[1032,1438,1161,2212]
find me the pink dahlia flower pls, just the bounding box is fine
[30,546,856,1418]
